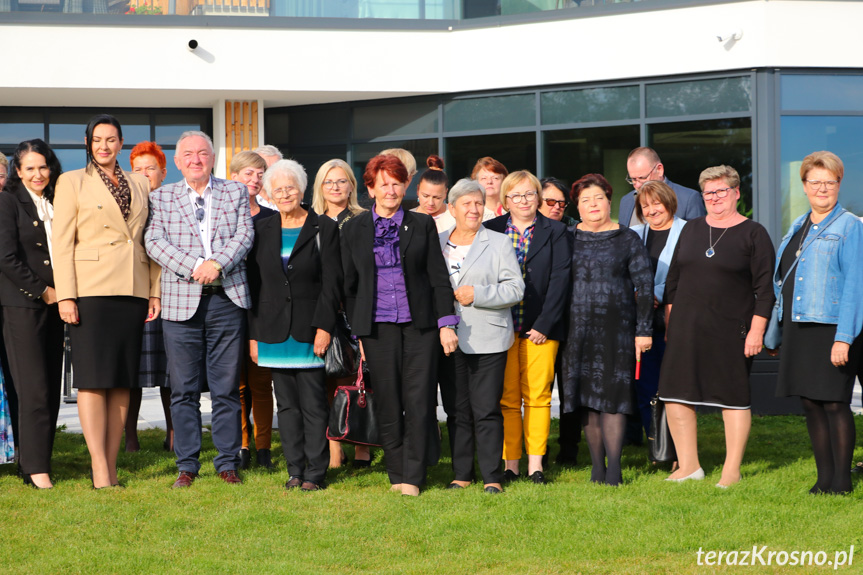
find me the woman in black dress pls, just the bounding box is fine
[658,165,774,487]
[769,151,863,495]
[54,115,161,489]
[0,140,64,489]
[560,174,653,486]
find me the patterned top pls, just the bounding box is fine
[443,240,471,287]
[505,217,535,333]
[93,161,132,220]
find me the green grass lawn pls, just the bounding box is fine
[3,414,863,574]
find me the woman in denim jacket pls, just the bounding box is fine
[769,151,863,495]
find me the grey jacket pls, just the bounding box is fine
[438,225,524,354]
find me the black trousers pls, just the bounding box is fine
[452,350,507,485]
[272,367,328,484]
[2,306,64,474]
[437,349,458,459]
[362,322,438,486]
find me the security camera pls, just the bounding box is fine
[187,39,199,51]
[717,29,743,43]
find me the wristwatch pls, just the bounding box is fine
[209,260,223,277]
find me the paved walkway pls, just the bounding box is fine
[56,383,863,433]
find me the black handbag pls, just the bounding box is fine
[326,363,381,446]
[324,311,358,378]
[648,394,676,463]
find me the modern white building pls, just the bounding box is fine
[2,0,862,241]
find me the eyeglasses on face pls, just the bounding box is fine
[272,186,300,199]
[323,179,350,189]
[804,179,840,191]
[625,163,659,186]
[701,187,734,200]
[506,191,538,204]
[543,198,566,208]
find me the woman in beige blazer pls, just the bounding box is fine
[53,115,161,489]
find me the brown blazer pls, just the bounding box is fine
[53,165,160,302]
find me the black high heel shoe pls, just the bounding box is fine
[89,469,109,490]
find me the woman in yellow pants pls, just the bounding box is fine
[484,170,571,484]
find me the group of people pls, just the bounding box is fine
[0,113,860,496]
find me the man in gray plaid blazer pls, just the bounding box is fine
[145,131,254,488]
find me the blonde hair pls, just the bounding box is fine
[500,170,541,208]
[229,151,267,175]
[311,159,364,217]
[379,148,417,180]
[800,151,844,182]
[698,165,740,191]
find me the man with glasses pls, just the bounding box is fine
[618,147,706,226]
[145,131,254,488]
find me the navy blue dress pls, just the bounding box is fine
[561,225,654,415]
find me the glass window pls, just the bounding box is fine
[53,149,88,173]
[155,113,212,147]
[541,86,639,125]
[646,77,752,118]
[647,117,752,217]
[445,131,536,190]
[288,108,350,146]
[543,125,639,222]
[49,112,150,146]
[0,112,44,144]
[264,111,290,149]
[353,101,438,140]
[782,74,863,112]
[779,116,863,232]
[352,139,439,210]
[444,94,535,132]
[283,145,348,204]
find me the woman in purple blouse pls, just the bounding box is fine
[340,154,459,496]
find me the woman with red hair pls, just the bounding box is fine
[124,141,173,453]
[340,154,459,496]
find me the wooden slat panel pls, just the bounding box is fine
[233,102,242,156]
[241,101,250,150]
[251,101,259,150]
[224,101,233,176]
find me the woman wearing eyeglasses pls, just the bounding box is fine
[658,165,774,488]
[247,159,342,491]
[768,152,863,495]
[310,159,369,469]
[485,171,571,484]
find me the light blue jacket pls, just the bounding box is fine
[773,203,863,344]
[630,217,686,303]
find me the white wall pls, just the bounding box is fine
[0,0,860,110]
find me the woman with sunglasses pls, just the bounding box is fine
[539,177,577,227]
[485,170,571,484]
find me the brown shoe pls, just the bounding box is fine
[171,471,197,489]
[301,481,326,492]
[285,476,303,490]
[218,470,243,484]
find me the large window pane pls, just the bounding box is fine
[283,145,348,204]
[779,116,863,232]
[54,149,88,173]
[541,86,639,125]
[155,113,212,147]
[782,75,863,112]
[352,139,439,210]
[543,125,639,222]
[49,112,150,145]
[646,77,752,118]
[353,101,438,139]
[288,108,350,147]
[445,131,536,191]
[647,118,752,217]
[444,95,535,132]
[0,112,44,144]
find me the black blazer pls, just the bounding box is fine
[0,183,55,308]
[485,212,571,341]
[340,209,454,337]
[246,209,342,344]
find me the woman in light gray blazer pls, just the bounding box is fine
[438,178,524,494]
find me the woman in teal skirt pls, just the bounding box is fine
[246,159,343,491]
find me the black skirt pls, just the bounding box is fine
[70,296,149,390]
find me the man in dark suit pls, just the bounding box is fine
[145,131,254,488]
[617,147,706,226]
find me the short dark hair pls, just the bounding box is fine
[540,177,568,199]
[571,173,613,202]
[5,139,63,203]
[85,114,123,166]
